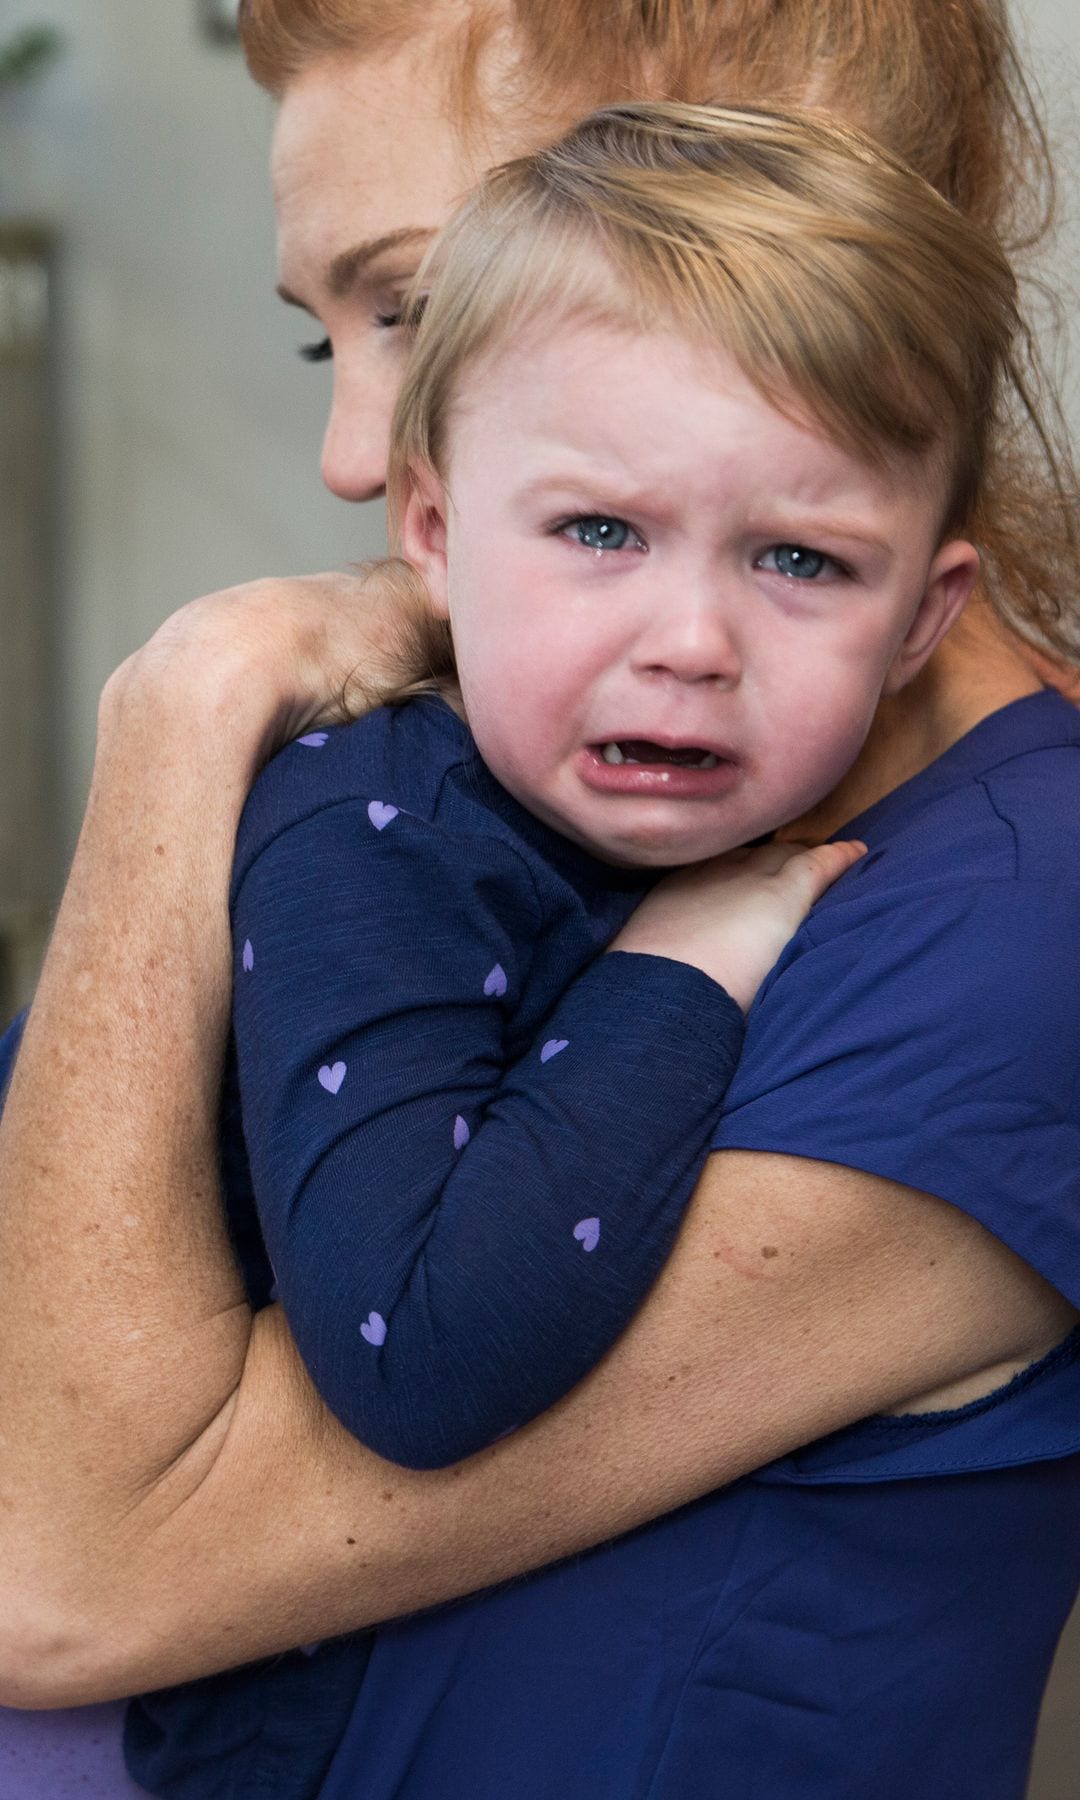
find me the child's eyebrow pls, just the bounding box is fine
[776,517,895,556]
[516,470,643,506]
[518,474,897,555]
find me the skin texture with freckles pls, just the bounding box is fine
[401,319,979,867]
[272,42,528,501]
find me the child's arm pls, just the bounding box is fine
[233,795,856,1469]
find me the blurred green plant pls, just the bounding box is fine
[0,25,62,93]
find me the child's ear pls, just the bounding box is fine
[398,461,451,620]
[882,539,981,696]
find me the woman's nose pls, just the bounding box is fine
[319,371,392,503]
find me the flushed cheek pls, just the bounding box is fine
[761,685,880,809]
[455,652,571,796]
[455,599,604,736]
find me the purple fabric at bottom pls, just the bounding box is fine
[0,1702,144,1797]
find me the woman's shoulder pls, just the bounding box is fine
[745,690,1080,1033]
[815,688,1080,920]
[715,691,1080,1306]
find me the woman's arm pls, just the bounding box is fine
[0,583,1072,1706]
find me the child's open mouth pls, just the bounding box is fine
[599,740,720,769]
[579,739,741,802]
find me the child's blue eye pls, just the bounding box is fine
[298,337,333,363]
[568,516,637,552]
[760,544,832,580]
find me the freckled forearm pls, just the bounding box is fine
[0,662,262,1602]
[0,571,458,1696]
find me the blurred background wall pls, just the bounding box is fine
[0,0,375,882]
[0,1,1077,1792]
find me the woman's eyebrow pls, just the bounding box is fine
[277,227,435,308]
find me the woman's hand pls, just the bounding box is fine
[611,839,865,1012]
[104,560,430,780]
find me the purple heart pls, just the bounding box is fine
[573,1217,601,1253]
[483,963,508,998]
[540,1038,569,1063]
[241,938,254,973]
[360,1310,387,1346]
[367,800,399,831]
[318,1061,347,1095]
[298,731,328,748]
[453,1114,471,1150]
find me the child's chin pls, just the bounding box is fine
[549,797,746,869]
[586,830,738,870]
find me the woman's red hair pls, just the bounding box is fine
[238,0,1052,251]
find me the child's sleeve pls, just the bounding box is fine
[233,798,743,1469]
[0,1010,26,1106]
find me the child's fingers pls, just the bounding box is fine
[773,838,867,911]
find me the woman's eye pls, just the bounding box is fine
[298,337,332,364]
[758,543,841,581]
[564,516,643,554]
[374,292,428,332]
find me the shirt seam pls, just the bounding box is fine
[974,774,1021,877]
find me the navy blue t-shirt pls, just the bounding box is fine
[713,687,1080,1299]
[3,691,1080,1798]
[306,689,1080,1800]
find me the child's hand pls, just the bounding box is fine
[609,839,866,1013]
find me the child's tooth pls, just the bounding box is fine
[602,743,625,764]
[700,753,718,769]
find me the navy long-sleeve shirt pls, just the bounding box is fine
[229,695,744,1469]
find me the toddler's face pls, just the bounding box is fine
[403,319,978,865]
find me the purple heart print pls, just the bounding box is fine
[573,1217,601,1252]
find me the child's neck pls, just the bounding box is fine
[775,597,1044,845]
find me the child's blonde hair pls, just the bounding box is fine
[384,101,1077,689]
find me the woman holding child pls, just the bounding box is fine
[1,3,1079,1797]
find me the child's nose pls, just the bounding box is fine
[630,587,742,687]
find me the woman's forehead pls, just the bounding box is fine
[271,44,528,280]
[274,57,469,234]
